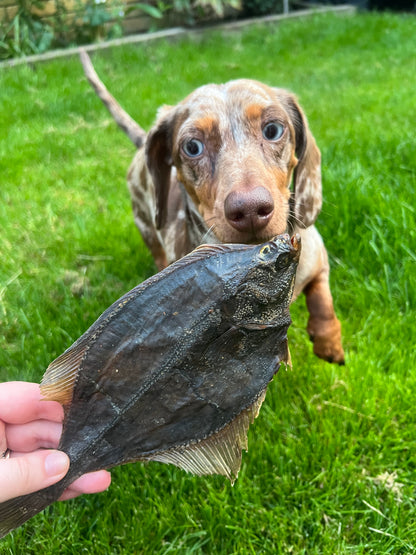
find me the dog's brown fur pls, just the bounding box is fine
[81,51,344,364]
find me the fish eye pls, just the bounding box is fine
[182,138,204,158]
[262,122,284,142]
[259,244,274,261]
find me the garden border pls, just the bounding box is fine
[0,4,356,68]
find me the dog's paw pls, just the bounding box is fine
[307,316,345,365]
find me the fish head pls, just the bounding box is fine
[224,233,301,326]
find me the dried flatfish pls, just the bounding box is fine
[0,234,300,538]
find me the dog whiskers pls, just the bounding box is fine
[288,209,306,230]
[201,223,219,244]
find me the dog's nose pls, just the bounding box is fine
[224,187,274,233]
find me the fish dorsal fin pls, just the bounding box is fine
[193,243,237,256]
[169,243,245,272]
[40,337,89,405]
[148,389,267,484]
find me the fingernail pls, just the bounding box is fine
[44,452,69,477]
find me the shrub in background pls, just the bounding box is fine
[0,0,242,59]
[0,0,54,58]
[73,0,124,44]
[242,0,285,16]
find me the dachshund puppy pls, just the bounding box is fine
[81,52,344,364]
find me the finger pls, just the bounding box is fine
[0,382,64,424]
[58,470,111,501]
[0,450,70,503]
[0,420,6,454]
[6,421,63,452]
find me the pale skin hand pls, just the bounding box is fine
[0,381,111,503]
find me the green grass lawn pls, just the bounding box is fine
[1,9,415,554]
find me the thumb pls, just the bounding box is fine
[0,450,70,503]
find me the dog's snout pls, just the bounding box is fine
[224,186,274,233]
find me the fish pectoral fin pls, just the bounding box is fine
[241,323,271,330]
[40,336,89,405]
[147,390,267,484]
[241,321,280,330]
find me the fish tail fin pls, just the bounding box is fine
[0,488,56,538]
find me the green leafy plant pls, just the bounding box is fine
[0,0,243,59]
[0,0,54,59]
[125,2,166,19]
[73,0,124,43]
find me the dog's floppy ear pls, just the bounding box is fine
[145,105,178,230]
[279,91,322,228]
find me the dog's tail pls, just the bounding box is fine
[80,49,146,148]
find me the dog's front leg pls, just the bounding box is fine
[293,227,345,365]
[304,269,345,365]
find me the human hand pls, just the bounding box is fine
[0,381,111,503]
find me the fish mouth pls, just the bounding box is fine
[267,233,301,264]
[288,233,302,264]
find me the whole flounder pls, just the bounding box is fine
[0,234,300,538]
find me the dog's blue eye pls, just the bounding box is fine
[183,139,204,158]
[262,122,284,142]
